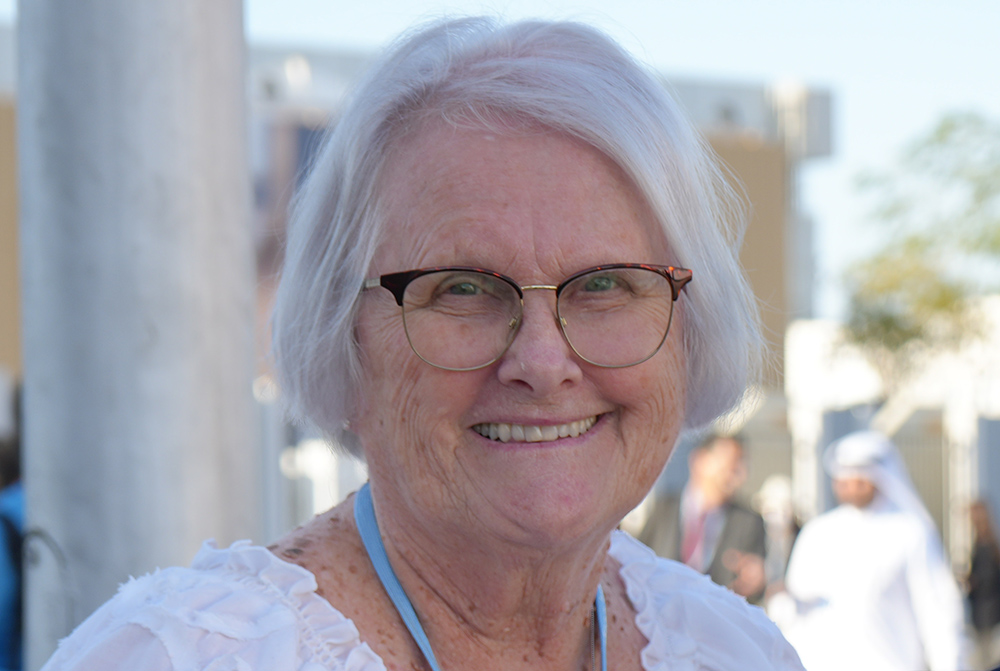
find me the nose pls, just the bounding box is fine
[496,290,583,394]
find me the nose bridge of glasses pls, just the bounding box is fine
[519,283,559,293]
[519,283,560,315]
[513,284,570,335]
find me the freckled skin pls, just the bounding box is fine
[270,122,681,671]
[270,500,644,670]
[270,503,648,671]
[269,495,429,671]
[601,565,648,670]
[357,122,686,551]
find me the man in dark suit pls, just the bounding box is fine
[639,434,767,602]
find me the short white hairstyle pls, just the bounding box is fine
[271,17,763,452]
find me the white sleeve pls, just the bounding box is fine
[37,569,302,671]
[41,622,175,671]
[37,541,387,671]
[905,524,972,671]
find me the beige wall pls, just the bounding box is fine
[710,135,789,388]
[0,100,18,378]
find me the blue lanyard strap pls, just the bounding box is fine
[354,482,607,671]
[596,580,607,671]
[355,483,443,671]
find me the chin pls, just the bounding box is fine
[475,478,623,550]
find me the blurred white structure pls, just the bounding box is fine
[256,378,368,543]
[0,22,13,96]
[785,296,1000,569]
[16,3,258,667]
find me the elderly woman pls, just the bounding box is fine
[41,17,804,671]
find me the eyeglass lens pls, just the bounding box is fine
[399,267,678,371]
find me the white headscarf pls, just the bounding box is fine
[823,431,936,531]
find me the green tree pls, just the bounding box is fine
[844,112,999,388]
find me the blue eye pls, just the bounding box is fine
[446,281,482,296]
[583,275,619,292]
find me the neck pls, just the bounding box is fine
[366,484,611,669]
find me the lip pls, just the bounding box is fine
[471,414,602,444]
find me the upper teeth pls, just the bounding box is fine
[472,416,598,443]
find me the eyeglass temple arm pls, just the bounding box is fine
[668,268,693,301]
[362,276,409,306]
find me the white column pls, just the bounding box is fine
[16,1,259,666]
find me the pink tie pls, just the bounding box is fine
[681,510,707,567]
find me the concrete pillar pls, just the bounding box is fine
[16,1,258,666]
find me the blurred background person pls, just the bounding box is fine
[777,430,970,671]
[0,371,21,671]
[968,499,1000,669]
[640,434,767,602]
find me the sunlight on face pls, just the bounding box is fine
[353,121,687,551]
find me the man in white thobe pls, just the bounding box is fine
[778,431,971,671]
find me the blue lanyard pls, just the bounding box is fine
[354,483,607,671]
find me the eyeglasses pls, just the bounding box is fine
[362,263,692,371]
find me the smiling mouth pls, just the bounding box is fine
[472,416,599,443]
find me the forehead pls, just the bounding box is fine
[372,119,670,276]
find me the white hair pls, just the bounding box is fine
[271,17,764,453]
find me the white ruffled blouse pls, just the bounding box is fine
[41,531,804,671]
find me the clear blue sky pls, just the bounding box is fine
[4,0,998,318]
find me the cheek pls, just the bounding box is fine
[355,308,417,435]
[615,340,687,482]
[638,333,687,427]
[354,307,481,476]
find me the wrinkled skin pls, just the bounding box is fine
[353,121,688,559]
